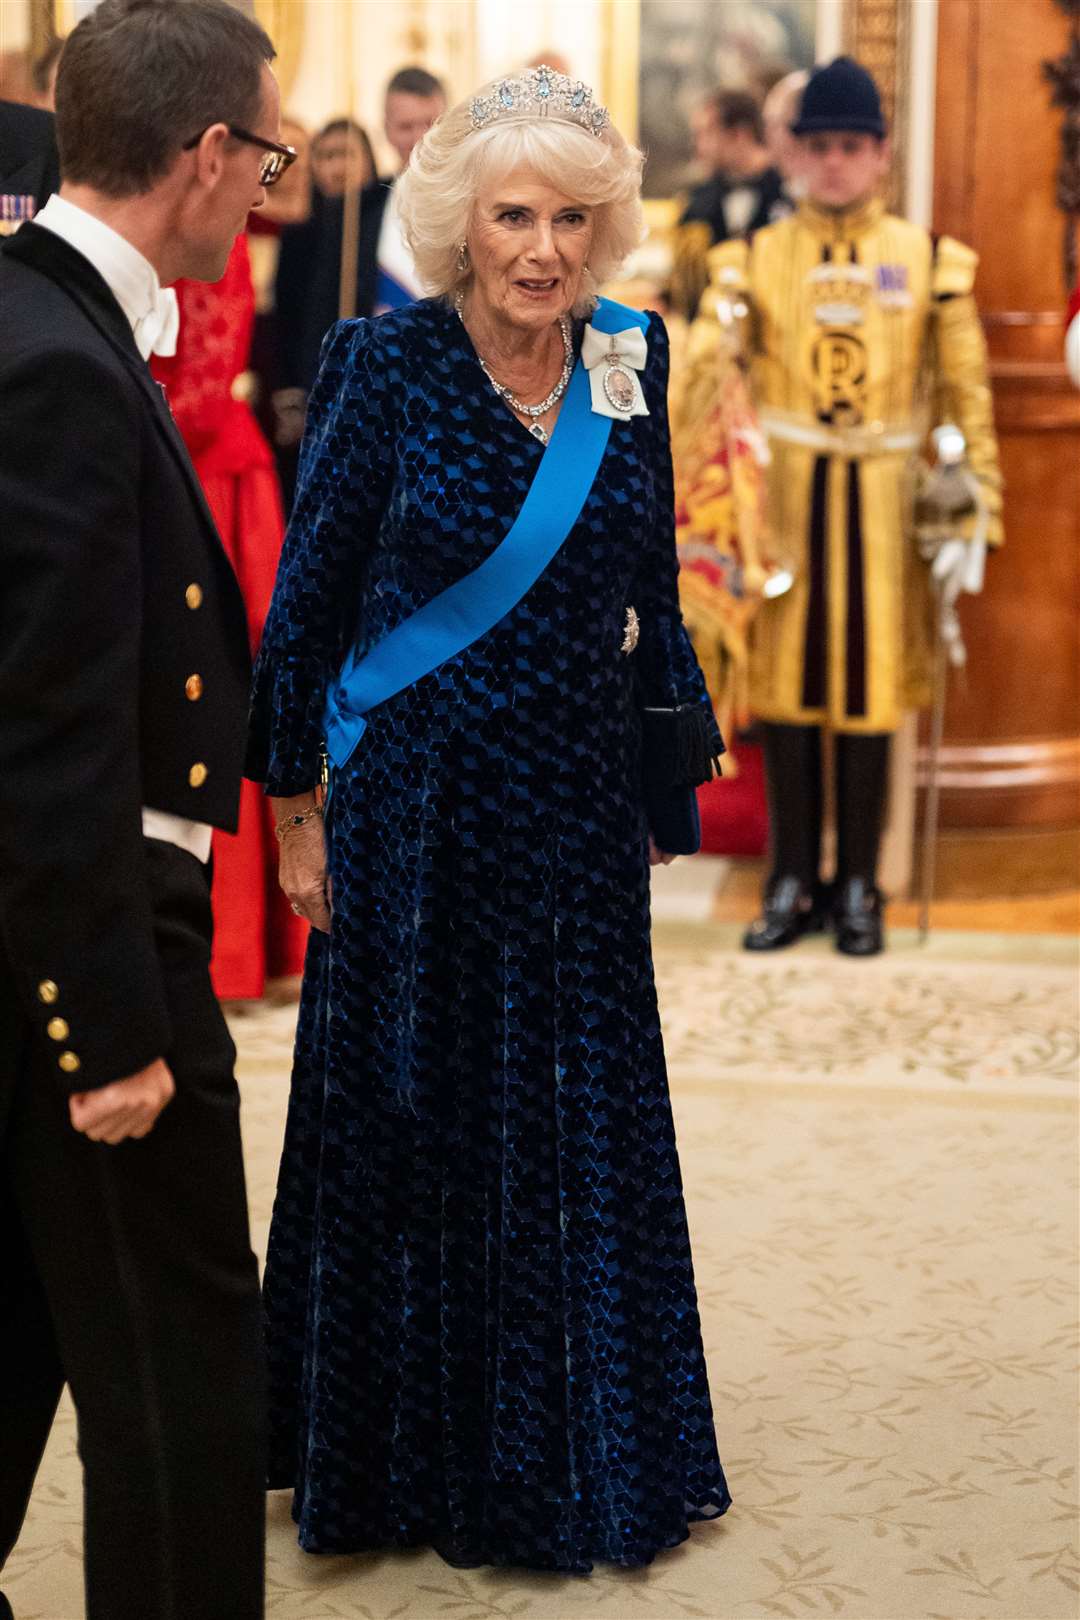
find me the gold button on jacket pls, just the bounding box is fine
[188,762,208,788]
[37,979,59,1004]
[185,674,204,702]
[185,583,203,610]
[47,1017,69,1042]
[58,1051,81,1074]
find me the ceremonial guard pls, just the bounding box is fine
[683,57,1003,954]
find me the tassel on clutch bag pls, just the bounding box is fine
[639,704,724,856]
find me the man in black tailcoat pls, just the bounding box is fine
[0,2,296,1615]
[669,88,791,319]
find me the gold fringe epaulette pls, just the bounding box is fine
[932,236,979,300]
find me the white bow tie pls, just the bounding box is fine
[132,286,180,360]
[581,321,650,419]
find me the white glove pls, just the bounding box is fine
[931,536,986,604]
[930,538,985,670]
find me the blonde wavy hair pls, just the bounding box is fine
[396,78,645,317]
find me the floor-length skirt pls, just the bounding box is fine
[263,719,731,1571]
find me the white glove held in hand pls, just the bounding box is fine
[932,536,986,604]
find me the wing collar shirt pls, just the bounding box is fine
[35,194,213,864]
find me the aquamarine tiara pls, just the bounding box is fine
[469,65,610,139]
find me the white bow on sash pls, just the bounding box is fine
[581,321,650,420]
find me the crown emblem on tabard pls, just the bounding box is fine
[469,65,610,138]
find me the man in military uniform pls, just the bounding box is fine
[683,56,1002,954]
[0,2,285,1614]
[0,98,59,235]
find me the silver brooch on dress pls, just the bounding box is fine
[621,605,640,654]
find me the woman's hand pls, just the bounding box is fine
[649,838,677,867]
[273,793,333,933]
[279,817,332,932]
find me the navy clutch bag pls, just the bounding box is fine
[640,705,723,856]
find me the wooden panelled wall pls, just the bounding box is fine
[928,0,1080,895]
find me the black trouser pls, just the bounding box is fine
[761,722,891,890]
[0,839,266,1620]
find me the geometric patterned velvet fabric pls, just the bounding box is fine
[245,301,731,1569]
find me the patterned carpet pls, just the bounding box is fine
[6,922,1078,1620]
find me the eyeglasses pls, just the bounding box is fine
[182,124,298,187]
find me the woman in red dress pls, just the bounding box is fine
[153,234,307,998]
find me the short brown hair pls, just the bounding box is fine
[705,89,765,145]
[385,65,445,103]
[56,0,275,198]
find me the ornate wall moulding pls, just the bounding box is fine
[843,0,911,214]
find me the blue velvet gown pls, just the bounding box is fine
[246,298,732,1572]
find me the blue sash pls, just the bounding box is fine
[324,297,650,773]
[374,268,417,313]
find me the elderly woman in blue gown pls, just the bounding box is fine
[246,65,732,1573]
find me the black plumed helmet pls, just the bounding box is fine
[789,56,886,138]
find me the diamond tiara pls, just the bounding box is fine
[469,65,610,139]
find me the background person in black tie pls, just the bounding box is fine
[0,1,291,1615]
[670,88,790,320]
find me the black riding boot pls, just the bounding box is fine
[744,723,827,951]
[834,731,890,955]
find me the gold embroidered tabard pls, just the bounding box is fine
[684,196,1002,734]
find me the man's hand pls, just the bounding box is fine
[649,837,678,867]
[69,1058,175,1145]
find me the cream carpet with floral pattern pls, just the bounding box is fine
[6,920,1078,1620]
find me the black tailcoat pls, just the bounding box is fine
[0,222,266,1618]
[0,222,251,1091]
[680,164,790,243]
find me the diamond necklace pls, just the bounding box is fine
[455,292,572,444]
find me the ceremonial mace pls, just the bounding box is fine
[912,424,990,941]
[338,8,360,322]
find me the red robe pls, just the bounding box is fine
[153,235,307,997]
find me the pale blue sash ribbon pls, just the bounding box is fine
[324,297,650,774]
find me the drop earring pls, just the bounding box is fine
[457,241,469,273]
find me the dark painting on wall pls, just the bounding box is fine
[639,0,817,196]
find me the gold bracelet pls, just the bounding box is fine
[274,804,323,843]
